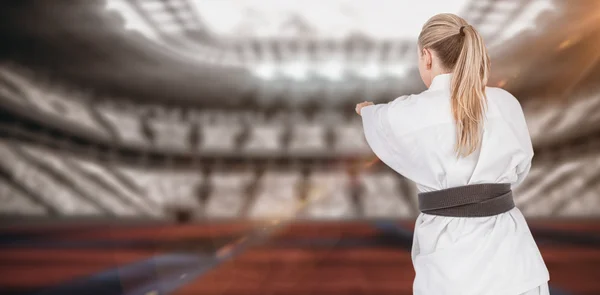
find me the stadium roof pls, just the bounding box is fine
[5,0,599,105]
[107,0,553,42]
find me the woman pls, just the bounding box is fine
[356,14,550,295]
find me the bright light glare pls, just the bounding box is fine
[282,62,309,80]
[254,64,277,79]
[254,61,354,81]
[319,61,345,81]
[107,0,552,45]
[191,0,471,39]
[386,64,409,78]
[360,63,381,79]
[104,0,554,81]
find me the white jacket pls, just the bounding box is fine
[361,73,550,295]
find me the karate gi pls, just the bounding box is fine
[361,74,550,295]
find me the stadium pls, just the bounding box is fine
[0,0,598,294]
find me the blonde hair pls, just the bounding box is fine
[418,13,491,157]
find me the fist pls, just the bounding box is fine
[355,101,374,115]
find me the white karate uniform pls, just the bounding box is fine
[361,74,550,295]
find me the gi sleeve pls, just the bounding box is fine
[360,96,414,178]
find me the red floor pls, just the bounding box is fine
[0,221,599,295]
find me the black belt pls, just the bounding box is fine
[418,183,515,217]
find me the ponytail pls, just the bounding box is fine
[418,14,491,157]
[451,25,490,157]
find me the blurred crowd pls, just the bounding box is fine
[0,64,599,220]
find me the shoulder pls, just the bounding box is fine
[388,89,441,109]
[485,87,530,127]
[389,94,415,106]
[384,90,452,131]
[486,87,523,111]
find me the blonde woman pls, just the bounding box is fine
[356,14,550,295]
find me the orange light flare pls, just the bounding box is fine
[557,35,582,51]
[497,79,508,88]
[348,155,380,188]
[363,156,380,168]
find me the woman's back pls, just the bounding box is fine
[360,77,550,294]
[362,73,533,192]
[358,13,550,294]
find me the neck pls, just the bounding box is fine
[431,67,452,79]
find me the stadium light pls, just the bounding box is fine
[189,0,473,39]
[254,64,277,80]
[107,0,553,42]
[359,63,382,80]
[282,62,310,80]
[105,0,554,82]
[108,0,553,46]
[318,61,345,81]
[386,64,410,78]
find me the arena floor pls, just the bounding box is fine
[1,221,599,295]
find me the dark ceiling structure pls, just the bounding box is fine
[0,0,598,107]
[0,0,253,107]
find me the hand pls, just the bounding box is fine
[355,101,374,115]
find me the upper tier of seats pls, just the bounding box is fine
[1,65,599,158]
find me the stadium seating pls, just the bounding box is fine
[0,61,599,220]
[303,171,356,219]
[249,171,304,219]
[0,177,47,216]
[203,171,254,218]
[0,141,101,216]
[360,172,415,218]
[0,66,111,139]
[3,64,599,159]
[524,88,600,147]
[0,136,598,219]
[95,101,150,147]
